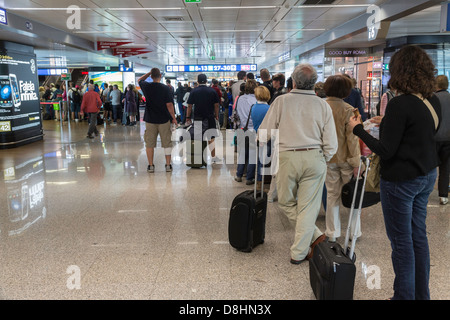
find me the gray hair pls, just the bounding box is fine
[291,64,318,90]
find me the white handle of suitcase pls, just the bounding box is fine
[344,156,371,261]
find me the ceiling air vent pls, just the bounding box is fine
[179,35,193,39]
[302,0,336,4]
[264,40,282,44]
[163,16,184,22]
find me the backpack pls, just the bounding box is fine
[72,90,81,103]
[43,89,52,100]
[231,96,241,130]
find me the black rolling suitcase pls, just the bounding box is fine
[228,144,267,252]
[185,120,208,168]
[309,156,371,300]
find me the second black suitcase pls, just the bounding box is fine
[309,156,371,300]
[309,241,356,300]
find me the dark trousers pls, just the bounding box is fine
[112,105,122,123]
[88,113,99,136]
[437,141,450,197]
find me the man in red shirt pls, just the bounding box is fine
[80,84,103,139]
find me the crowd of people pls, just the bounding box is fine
[38,45,449,300]
[39,80,143,128]
[138,46,448,300]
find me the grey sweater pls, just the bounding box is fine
[435,90,450,142]
[258,89,338,161]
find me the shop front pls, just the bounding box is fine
[324,47,383,118]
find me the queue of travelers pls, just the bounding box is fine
[38,45,449,301]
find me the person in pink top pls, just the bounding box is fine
[80,84,103,139]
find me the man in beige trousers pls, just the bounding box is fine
[258,64,338,264]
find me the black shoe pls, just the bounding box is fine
[290,258,306,265]
[87,134,94,139]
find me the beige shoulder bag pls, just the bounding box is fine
[413,93,439,130]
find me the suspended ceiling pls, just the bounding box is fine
[0,0,445,71]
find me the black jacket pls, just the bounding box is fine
[353,94,442,182]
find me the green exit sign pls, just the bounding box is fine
[61,73,71,81]
[185,0,201,3]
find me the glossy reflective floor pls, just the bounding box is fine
[0,116,448,300]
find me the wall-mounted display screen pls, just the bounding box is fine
[165,64,257,73]
[89,71,124,91]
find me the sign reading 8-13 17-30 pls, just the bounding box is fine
[166,64,257,73]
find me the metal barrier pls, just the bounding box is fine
[40,101,70,124]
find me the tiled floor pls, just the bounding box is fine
[0,117,448,300]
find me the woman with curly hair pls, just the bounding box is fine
[349,45,442,300]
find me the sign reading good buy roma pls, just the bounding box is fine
[325,48,371,58]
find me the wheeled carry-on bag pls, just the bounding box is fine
[185,120,208,168]
[228,143,268,252]
[309,156,371,300]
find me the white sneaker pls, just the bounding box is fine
[440,197,448,205]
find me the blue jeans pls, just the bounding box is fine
[236,138,256,181]
[178,102,185,123]
[380,168,437,300]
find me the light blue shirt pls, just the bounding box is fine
[251,102,270,132]
[110,89,121,106]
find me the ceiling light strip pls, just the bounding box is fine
[108,8,184,11]
[294,4,371,8]
[201,6,280,10]
[8,7,90,10]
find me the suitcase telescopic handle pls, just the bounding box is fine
[344,156,371,259]
[254,140,266,199]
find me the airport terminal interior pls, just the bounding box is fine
[0,0,449,300]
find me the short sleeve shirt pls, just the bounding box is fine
[139,81,173,124]
[187,85,219,120]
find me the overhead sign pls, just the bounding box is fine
[278,51,291,63]
[112,47,151,57]
[185,0,202,3]
[96,41,133,50]
[325,48,370,58]
[119,64,133,72]
[37,68,68,76]
[165,64,257,73]
[0,8,7,25]
[441,3,450,32]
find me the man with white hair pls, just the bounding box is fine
[258,64,338,264]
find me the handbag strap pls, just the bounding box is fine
[243,104,254,131]
[413,94,439,130]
